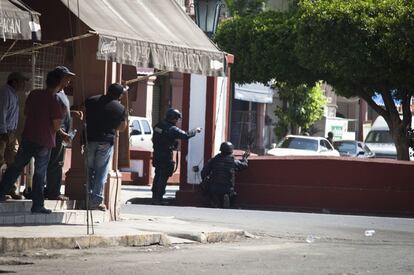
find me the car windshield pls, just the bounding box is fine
[365,130,394,143]
[334,142,356,154]
[278,137,318,151]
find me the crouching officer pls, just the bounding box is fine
[152,108,201,204]
[201,141,249,208]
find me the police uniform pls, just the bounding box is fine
[152,119,197,203]
[201,152,248,207]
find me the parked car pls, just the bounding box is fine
[364,115,414,160]
[129,116,153,151]
[364,116,397,159]
[267,135,340,157]
[333,140,375,158]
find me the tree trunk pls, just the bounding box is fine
[391,123,411,161]
[360,93,411,161]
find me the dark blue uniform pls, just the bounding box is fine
[201,153,248,207]
[152,120,197,202]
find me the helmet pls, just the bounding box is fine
[165,108,182,121]
[220,142,234,154]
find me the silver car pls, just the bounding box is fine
[333,140,375,158]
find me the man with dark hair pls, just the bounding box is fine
[201,141,249,208]
[46,66,81,201]
[84,83,128,210]
[326,131,334,144]
[0,70,64,214]
[0,72,29,199]
[151,108,202,205]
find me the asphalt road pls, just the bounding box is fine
[1,204,413,274]
[123,204,414,244]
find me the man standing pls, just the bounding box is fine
[201,141,249,208]
[152,108,201,205]
[46,66,79,201]
[0,70,64,213]
[0,72,29,199]
[326,131,334,144]
[84,83,127,211]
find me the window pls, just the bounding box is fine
[335,142,356,154]
[131,120,142,135]
[322,140,333,150]
[141,119,152,135]
[365,130,393,143]
[279,137,318,151]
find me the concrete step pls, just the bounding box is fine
[0,200,77,213]
[0,209,109,225]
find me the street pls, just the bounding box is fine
[1,203,414,274]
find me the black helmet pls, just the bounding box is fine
[165,108,182,121]
[220,141,234,154]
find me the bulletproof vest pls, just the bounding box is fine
[152,120,176,153]
[210,154,235,187]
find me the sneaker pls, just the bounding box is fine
[223,194,230,209]
[31,207,52,214]
[8,193,24,200]
[0,194,12,202]
[96,203,107,211]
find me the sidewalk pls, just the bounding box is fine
[0,186,246,253]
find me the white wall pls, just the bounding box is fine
[214,77,228,155]
[187,74,207,184]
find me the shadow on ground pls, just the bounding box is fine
[125,197,176,205]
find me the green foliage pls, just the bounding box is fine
[295,0,414,159]
[274,83,326,139]
[296,0,414,98]
[224,0,267,16]
[215,10,317,86]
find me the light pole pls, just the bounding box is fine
[193,0,224,37]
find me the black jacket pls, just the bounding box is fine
[201,153,248,193]
[152,120,197,164]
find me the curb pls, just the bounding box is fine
[0,233,170,253]
[169,230,246,244]
[0,230,247,253]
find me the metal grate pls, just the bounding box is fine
[0,41,65,89]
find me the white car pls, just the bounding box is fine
[129,116,153,151]
[267,135,340,157]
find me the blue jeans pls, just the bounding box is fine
[87,141,113,206]
[0,138,51,209]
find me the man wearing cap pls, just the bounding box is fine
[45,66,80,201]
[84,83,128,210]
[0,72,29,199]
[0,70,64,214]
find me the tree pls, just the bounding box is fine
[224,0,267,16]
[215,10,317,86]
[295,0,414,160]
[274,83,326,139]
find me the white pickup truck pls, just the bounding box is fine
[129,116,153,151]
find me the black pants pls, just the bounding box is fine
[152,160,175,201]
[46,140,65,199]
[208,184,236,208]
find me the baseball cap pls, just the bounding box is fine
[54,66,76,77]
[7,72,29,82]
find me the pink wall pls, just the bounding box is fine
[235,156,414,215]
[177,156,414,216]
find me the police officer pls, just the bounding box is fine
[152,108,201,204]
[201,141,249,208]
